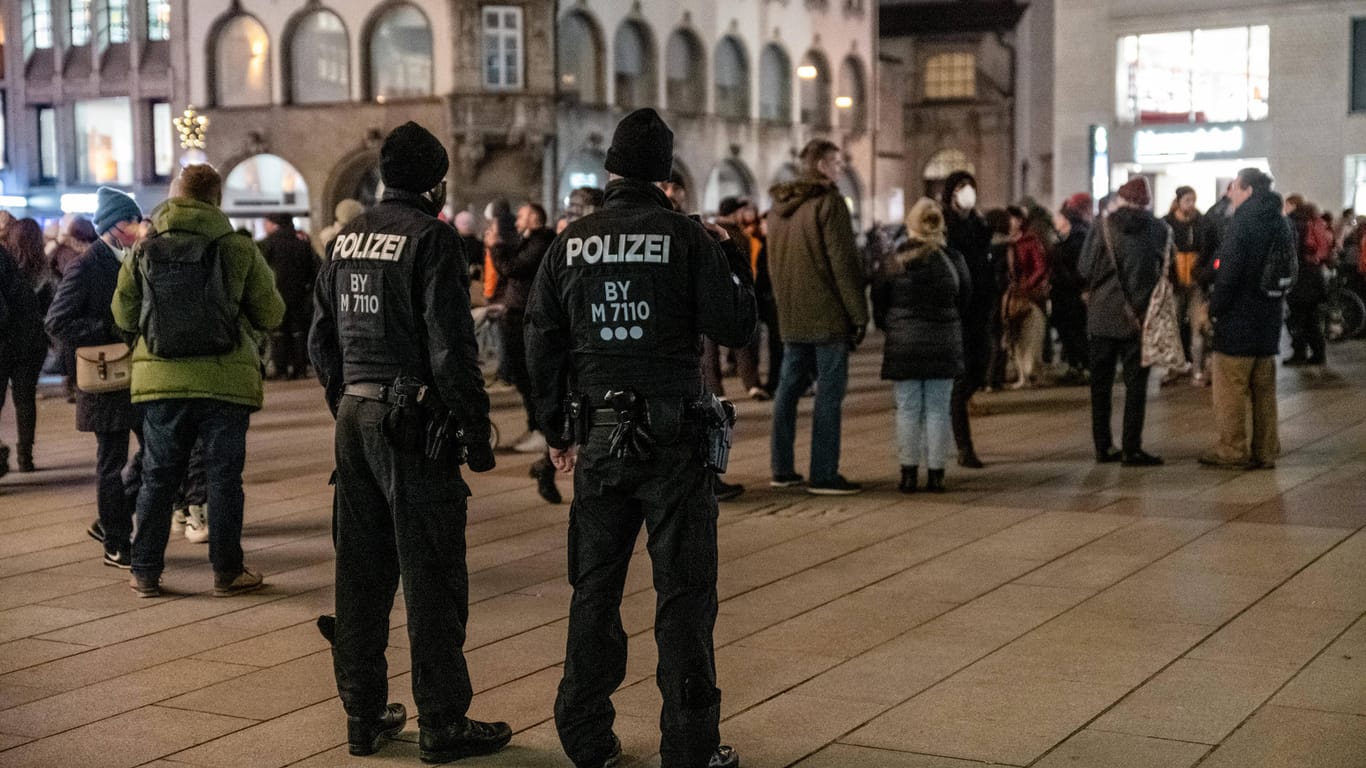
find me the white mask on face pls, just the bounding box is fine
[954,185,977,211]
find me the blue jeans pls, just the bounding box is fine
[893,379,954,469]
[131,399,252,579]
[770,341,849,484]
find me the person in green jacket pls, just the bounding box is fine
[766,138,869,496]
[111,164,285,598]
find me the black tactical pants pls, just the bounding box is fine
[331,396,474,725]
[555,429,721,768]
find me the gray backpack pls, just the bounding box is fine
[134,228,241,358]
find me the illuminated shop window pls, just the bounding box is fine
[75,97,134,185]
[1117,25,1269,124]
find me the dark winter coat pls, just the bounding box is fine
[873,241,971,381]
[1051,221,1089,297]
[767,174,867,343]
[44,238,139,432]
[492,226,554,313]
[1078,206,1170,339]
[258,228,319,315]
[942,211,994,329]
[1209,190,1292,358]
[0,245,38,369]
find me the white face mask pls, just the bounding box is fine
[954,186,977,211]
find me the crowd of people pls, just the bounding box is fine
[2,105,1365,766]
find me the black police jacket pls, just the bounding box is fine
[525,178,758,450]
[308,189,491,445]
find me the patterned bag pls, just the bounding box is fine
[1140,231,1185,369]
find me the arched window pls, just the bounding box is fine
[798,50,831,129]
[923,148,973,181]
[214,14,272,107]
[368,3,433,101]
[758,44,791,123]
[665,29,704,115]
[557,11,603,105]
[714,36,748,120]
[289,9,350,104]
[223,153,310,217]
[837,56,866,133]
[703,159,754,214]
[558,147,607,211]
[613,19,655,111]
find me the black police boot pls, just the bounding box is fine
[418,716,512,764]
[898,465,917,494]
[710,745,740,767]
[591,734,622,767]
[925,469,946,493]
[348,703,407,756]
[530,458,561,504]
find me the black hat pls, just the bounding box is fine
[605,108,674,182]
[717,196,750,217]
[381,121,449,193]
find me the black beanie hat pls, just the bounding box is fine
[605,108,674,182]
[381,121,449,193]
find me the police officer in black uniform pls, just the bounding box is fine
[308,121,511,763]
[526,109,756,768]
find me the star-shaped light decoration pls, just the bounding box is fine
[173,105,209,151]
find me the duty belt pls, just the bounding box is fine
[343,382,404,404]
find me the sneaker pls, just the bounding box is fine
[129,572,161,598]
[348,703,408,756]
[103,546,132,569]
[513,431,548,454]
[183,504,209,544]
[86,519,106,543]
[171,507,190,534]
[769,473,805,488]
[714,479,745,501]
[806,476,863,496]
[747,386,771,401]
[418,717,512,763]
[1121,450,1164,467]
[213,567,265,597]
[710,745,740,767]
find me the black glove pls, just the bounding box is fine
[465,441,496,473]
[849,324,867,350]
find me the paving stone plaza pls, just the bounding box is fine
[1,341,1364,768]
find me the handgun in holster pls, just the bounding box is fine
[693,394,737,473]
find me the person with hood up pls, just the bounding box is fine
[766,138,868,495]
[872,198,971,493]
[1078,176,1168,467]
[941,171,993,468]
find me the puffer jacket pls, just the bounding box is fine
[1078,206,1169,339]
[766,174,867,343]
[111,197,286,409]
[873,241,971,381]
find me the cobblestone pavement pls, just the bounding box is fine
[2,339,1364,768]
